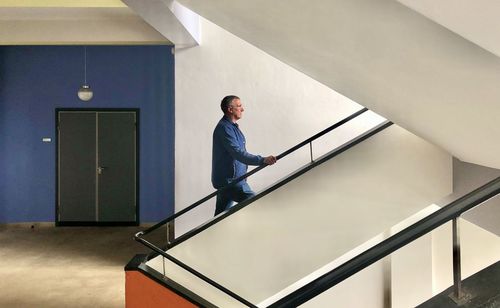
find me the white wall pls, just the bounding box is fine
[391,234,433,308]
[174,16,368,235]
[300,258,389,308]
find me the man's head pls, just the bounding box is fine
[221,95,244,122]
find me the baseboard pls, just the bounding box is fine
[0,222,55,229]
[0,222,154,228]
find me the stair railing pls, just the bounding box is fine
[132,107,396,306]
[134,107,369,245]
[267,176,500,307]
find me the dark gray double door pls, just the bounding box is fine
[57,111,137,224]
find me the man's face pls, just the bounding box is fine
[229,98,244,120]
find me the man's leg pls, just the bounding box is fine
[231,182,256,203]
[215,183,256,216]
[215,189,233,216]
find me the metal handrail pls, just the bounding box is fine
[163,121,392,251]
[134,122,394,306]
[267,176,500,307]
[136,235,258,307]
[134,107,369,240]
[134,118,393,307]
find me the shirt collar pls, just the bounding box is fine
[222,115,239,127]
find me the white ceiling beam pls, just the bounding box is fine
[122,0,199,48]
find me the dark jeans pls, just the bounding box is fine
[214,182,255,216]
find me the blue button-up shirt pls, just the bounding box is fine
[212,116,264,188]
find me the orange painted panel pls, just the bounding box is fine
[126,271,198,308]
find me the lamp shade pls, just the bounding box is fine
[78,85,93,101]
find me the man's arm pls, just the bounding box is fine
[217,125,264,166]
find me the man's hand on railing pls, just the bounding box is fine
[264,155,277,165]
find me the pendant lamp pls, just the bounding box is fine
[77,46,93,101]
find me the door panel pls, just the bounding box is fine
[97,112,136,222]
[59,112,96,221]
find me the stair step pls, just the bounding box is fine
[418,261,500,307]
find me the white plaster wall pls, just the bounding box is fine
[300,259,388,308]
[391,234,433,308]
[174,16,369,235]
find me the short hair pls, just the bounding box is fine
[221,95,240,113]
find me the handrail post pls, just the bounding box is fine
[166,221,175,245]
[452,217,462,299]
[309,142,313,163]
[449,216,472,304]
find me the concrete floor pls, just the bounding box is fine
[0,223,164,308]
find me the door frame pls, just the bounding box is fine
[55,108,140,226]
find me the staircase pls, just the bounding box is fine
[123,1,500,306]
[125,112,460,307]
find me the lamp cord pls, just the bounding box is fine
[84,46,87,85]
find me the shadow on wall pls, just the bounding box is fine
[454,158,500,236]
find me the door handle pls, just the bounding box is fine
[97,166,107,174]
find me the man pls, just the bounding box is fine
[212,95,276,216]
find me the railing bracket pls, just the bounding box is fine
[448,287,474,306]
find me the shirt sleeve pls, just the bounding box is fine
[217,125,264,166]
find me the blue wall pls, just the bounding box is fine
[0,45,175,223]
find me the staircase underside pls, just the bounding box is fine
[176,0,500,169]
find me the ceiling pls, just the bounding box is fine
[0,0,170,44]
[0,0,125,7]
